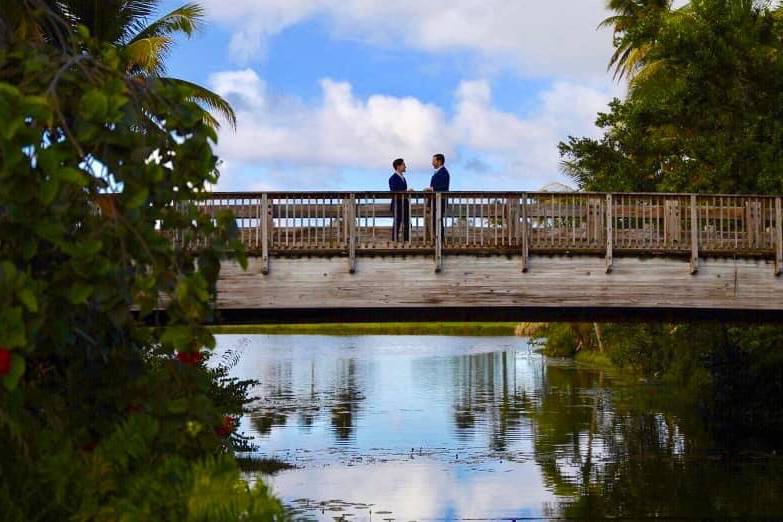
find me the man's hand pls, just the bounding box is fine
[424,187,433,192]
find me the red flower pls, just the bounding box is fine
[215,416,235,438]
[175,351,204,366]
[125,403,144,414]
[0,348,11,376]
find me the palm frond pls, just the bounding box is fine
[124,35,173,74]
[200,110,221,131]
[57,0,158,43]
[127,3,204,43]
[629,57,665,88]
[598,14,630,31]
[160,77,237,130]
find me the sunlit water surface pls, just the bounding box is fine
[216,334,783,521]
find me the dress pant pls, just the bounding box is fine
[392,196,410,241]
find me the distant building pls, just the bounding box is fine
[539,182,575,192]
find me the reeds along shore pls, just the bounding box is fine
[209,322,529,336]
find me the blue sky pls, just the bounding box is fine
[156,0,623,192]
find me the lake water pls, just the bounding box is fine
[216,334,783,520]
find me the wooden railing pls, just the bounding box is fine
[185,191,783,275]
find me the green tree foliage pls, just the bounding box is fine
[553,0,783,436]
[0,5,282,520]
[0,0,236,129]
[562,0,783,194]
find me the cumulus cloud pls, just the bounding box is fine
[200,0,615,79]
[211,69,450,173]
[209,70,616,190]
[452,79,619,187]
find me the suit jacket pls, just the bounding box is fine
[389,172,407,192]
[388,172,408,211]
[430,167,450,192]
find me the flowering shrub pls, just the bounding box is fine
[0,10,283,520]
[177,351,206,366]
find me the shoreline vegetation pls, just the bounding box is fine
[236,456,297,475]
[208,322,621,372]
[210,322,545,337]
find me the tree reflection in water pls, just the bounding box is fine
[528,366,783,519]
[448,351,783,518]
[235,335,783,518]
[329,358,364,442]
[249,354,366,443]
[450,350,532,450]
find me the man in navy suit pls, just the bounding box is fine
[388,158,410,241]
[428,153,450,192]
[426,153,450,239]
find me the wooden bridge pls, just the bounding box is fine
[189,191,783,323]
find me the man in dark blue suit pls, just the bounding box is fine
[428,153,450,192]
[426,153,450,239]
[389,158,410,241]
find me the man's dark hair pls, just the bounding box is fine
[393,158,405,170]
[433,153,445,165]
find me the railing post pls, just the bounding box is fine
[435,192,443,273]
[605,194,613,274]
[260,193,269,275]
[347,194,356,274]
[690,194,699,274]
[407,194,413,247]
[521,193,529,273]
[775,197,782,276]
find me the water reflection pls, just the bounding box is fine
[329,358,364,442]
[218,334,783,520]
[450,350,533,451]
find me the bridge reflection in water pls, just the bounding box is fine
[184,192,783,322]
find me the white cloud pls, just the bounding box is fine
[211,69,449,173]
[200,0,615,79]
[452,79,620,187]
[209,70,616,190]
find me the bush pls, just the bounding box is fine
[0,12,282,520]
[534,323,601,357]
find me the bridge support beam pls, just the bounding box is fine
[260,194,269,275]
[776,197,782,276]
[217,255,783,321]
[690,194,699,274]
[435,193,443,273]
[347,194,356,274]
[521,193,529,273]
[606,194,613,274]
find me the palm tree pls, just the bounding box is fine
[599,0,676,82]
[2,0,235,129]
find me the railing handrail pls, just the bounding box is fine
[201,190,783,199]
[163,190,783,275]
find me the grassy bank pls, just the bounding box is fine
[236,456,296,475]
[210,322,520,336]
[574,350,614,370]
